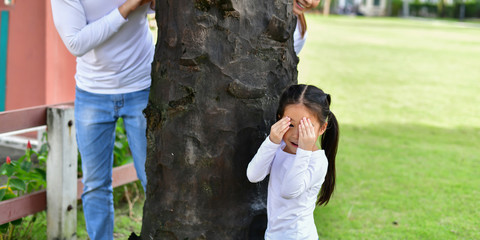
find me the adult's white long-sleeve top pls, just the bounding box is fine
[51,0,154,94]
[247,137,328,240]
[293,18,307,55]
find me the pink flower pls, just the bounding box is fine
[6,156,11,164]
[27,140,32,150]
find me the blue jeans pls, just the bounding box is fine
[75,86,149,240]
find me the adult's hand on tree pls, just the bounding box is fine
[119,0,153,19]
[269,117,291,144]
[150,0,155,10]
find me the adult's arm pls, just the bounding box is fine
[51,0,127,57]
[246,137,279,183]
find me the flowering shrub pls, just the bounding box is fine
[0,133,49,238]
[0,120,138,238]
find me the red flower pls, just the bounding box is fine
[6,156,11,164]
[27,140,32,149]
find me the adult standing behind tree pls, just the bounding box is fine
[294,0,320,54]
[51,0,154,239]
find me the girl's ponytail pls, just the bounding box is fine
[317,110,339,206]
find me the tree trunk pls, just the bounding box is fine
[402,0,409,17]
[323,0,332,16]
[141,0,297,239]
[438,0,445,18]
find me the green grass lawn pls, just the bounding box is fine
[298,15,480,239]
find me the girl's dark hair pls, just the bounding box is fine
[276,84,339,206]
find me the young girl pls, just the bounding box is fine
[247,84,339,239]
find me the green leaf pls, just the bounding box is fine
[0,163,5,174]
[0,188,6,200]
[30,149,39,156]
[38,155,47,163]
[9,179,26,192]
[14,167,27,176]
[0,163,15,177]
[11,218,22,225]
[34,168,47,181]
[0,223,9,233]
[40,143,49,153]
[18,155,26,162]
[26,150,31,161]
[20,160,32,172]
[114,141,124,149]
[3,192,16,200]
[26,179,44,192]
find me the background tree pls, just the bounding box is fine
[141,0,298,239]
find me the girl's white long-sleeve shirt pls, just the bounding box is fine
[247,137,328,240]
[51,0,154,94]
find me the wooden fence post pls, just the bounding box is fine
[46,105,77,240]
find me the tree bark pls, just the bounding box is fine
[323,0,331,16]
[141,0,297,239]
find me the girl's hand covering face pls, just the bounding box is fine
[298,117,318,151]
[269,117,291,144]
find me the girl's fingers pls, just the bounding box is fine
[270,117,291,144]
[279,124,289,135]
[301,118,315,139]
[281,117,291,133]
[302,118,312,136]
[275,117,289,126]
[271,118,282,129]
[273,117,290,130]
[299,119,306,137]
[307,118,315,136]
